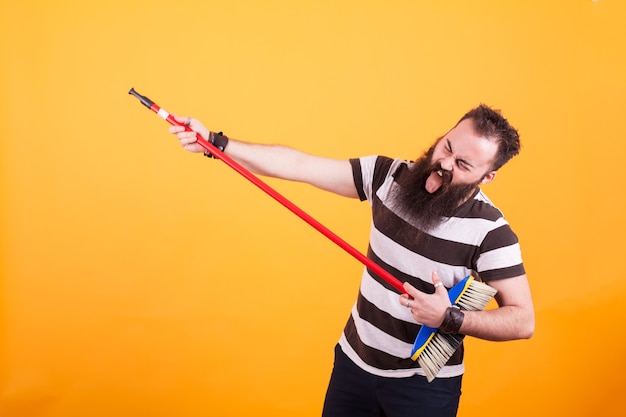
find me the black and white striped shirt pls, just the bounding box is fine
[338,156,525,378]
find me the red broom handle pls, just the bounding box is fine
[129,88,406,294]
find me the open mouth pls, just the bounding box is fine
[425,168,450,194]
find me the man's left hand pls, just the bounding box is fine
[400,271,451,328]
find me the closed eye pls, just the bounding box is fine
[446,139,473,170]
[457,159,472,170]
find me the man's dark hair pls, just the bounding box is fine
[457,104,521,171]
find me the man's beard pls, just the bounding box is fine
[394,146,481,232]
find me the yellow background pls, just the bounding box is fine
[1,1,625,416]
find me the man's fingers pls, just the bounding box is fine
[432,271,445,292]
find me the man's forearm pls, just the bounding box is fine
[222,139,359,198]
[459,305,535,341]
[224,139,312,180]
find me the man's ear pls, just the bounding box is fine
[480,171,497,184]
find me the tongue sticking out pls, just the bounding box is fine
[425,170,444,194]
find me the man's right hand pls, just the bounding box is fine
[168,115,209,154]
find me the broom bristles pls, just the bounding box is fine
[417,278,497,382]
[417,333,464,381]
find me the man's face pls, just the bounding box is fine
[393,118,500,231]
[425,118,499,194]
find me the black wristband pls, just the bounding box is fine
[439,306,465,334]
[204,131,229,158]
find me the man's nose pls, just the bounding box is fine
[440,157,454,172]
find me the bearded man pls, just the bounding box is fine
[169,104,535,417]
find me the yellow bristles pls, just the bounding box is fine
[417,279,497,382]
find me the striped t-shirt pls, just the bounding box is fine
[338,156,525,379]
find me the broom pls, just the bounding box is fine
[411,275,497,381]
[128,88,498,381]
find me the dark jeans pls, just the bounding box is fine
[322,344,462,417]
